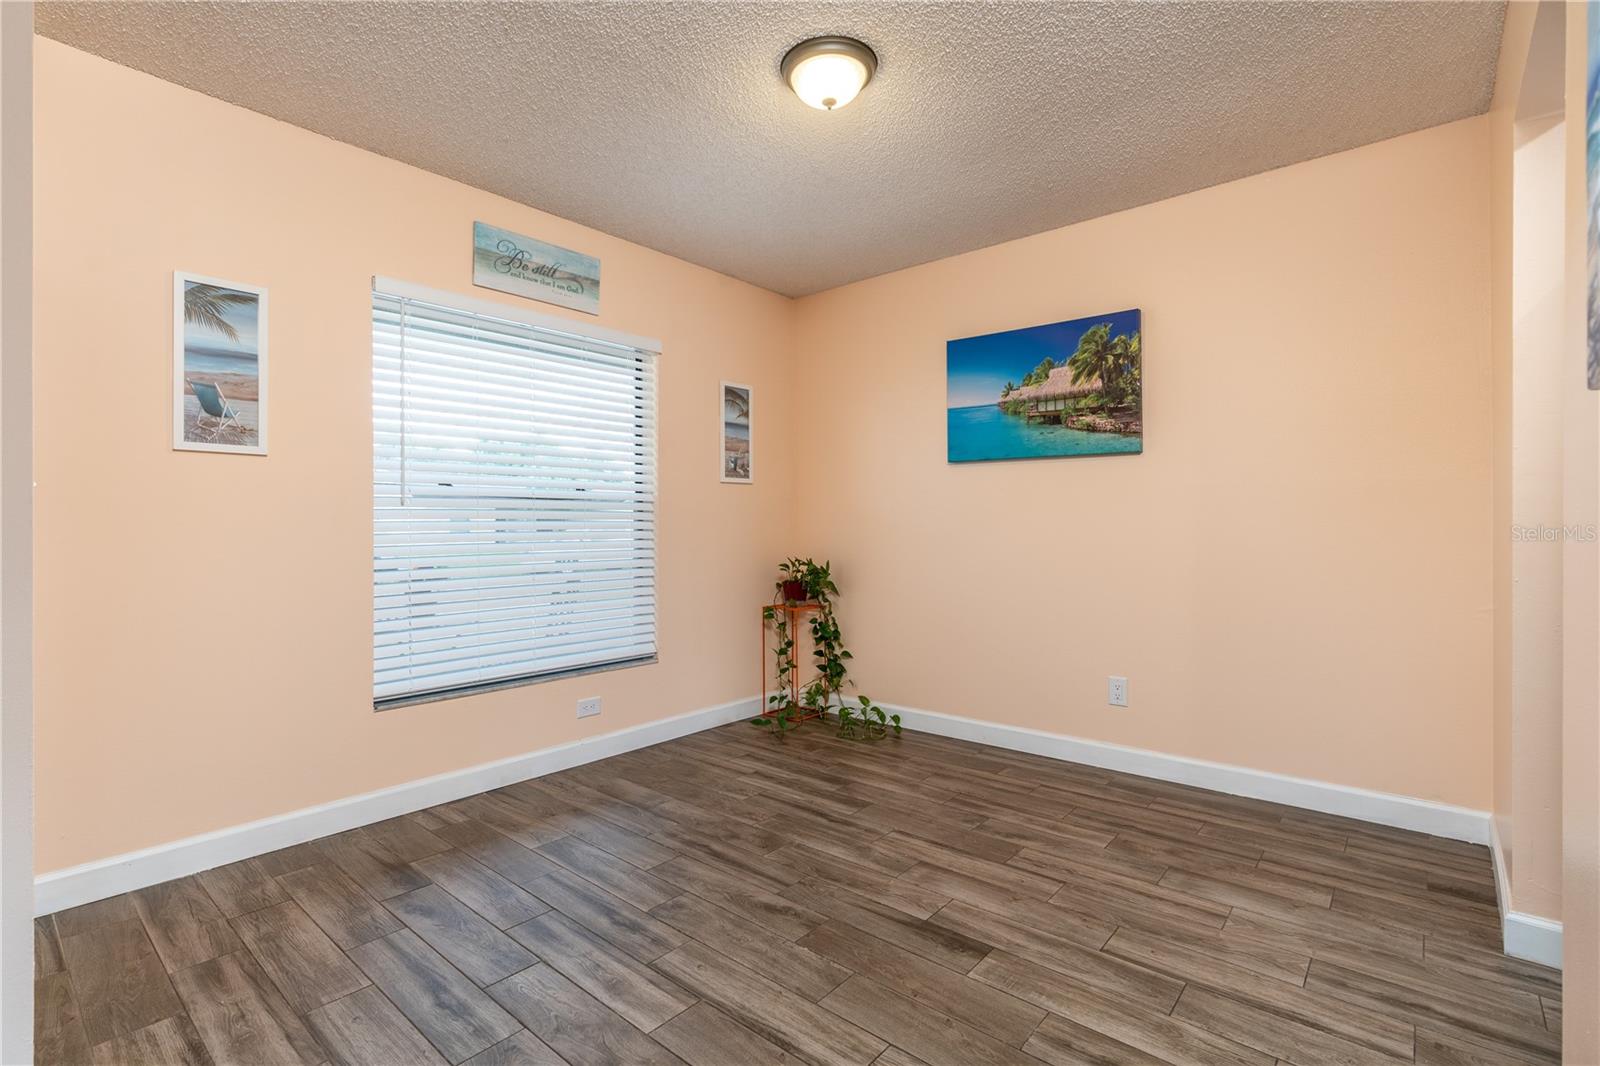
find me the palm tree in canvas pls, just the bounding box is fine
[184,283,256,343]
[1067,323,1115,390]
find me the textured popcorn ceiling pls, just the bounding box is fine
[36,1,1505,296]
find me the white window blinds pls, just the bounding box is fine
[372,280,658,708]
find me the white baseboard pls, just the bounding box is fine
[1488,816,1564,969]
[875,701,1493,844]
[1489,815,1513,915]
[34,695,760,917]
[1503,911,1563,969]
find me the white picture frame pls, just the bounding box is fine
[173,271,268,455]
[721,380,752,483]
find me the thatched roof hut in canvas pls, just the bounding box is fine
[1003,365,1102,420]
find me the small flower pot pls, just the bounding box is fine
[780,580,808,603]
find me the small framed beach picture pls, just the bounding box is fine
[947,308,1142,463]
[721,381,752,483]
[173,272,268,454]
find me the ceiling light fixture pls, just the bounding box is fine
[781,36,877,111]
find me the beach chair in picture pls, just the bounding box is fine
[187,379,244,440]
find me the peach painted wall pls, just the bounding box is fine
[792,116,1495,809]
[1488,0,1567,931]
[32,39,796,873]
[1508,114,1566,922]
[1488,0,1534,904]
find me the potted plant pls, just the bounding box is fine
[778,557,835,603]
[753,557,900,743]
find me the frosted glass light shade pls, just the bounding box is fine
[782,37,877,111]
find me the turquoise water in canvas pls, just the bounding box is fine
[947,404,1141,462]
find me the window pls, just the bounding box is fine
[372,278,658,708]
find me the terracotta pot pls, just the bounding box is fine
[780,579,808,602]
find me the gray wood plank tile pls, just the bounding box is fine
[411,850,548,929]
[653,855,823,940]
[487,963,686,1066]
[786,877,991,973]
[130,876,243,972]
[35,916,65,977]
[305,985,448,1066]
[60,919,185,1045]
[433,819,566,891]
[460,1029,567,1066]
[652,1002,806,1066]
[196,858,290,918]
[650,891,849,999]
[55,895,138,939]
[538,835,681,911]
[88,1014,213,1066]
[34,971,92,1065]
[365,816,453,863]
[170,949,328,1066]
[818,975,1042,1066]
[931,899,1179,1011]
[349,928,521,1063]
[507,910,695,1032]
[1171,986,1409,1066]
[526,867,685,963]
[278,861,405,950]
[653,940,886,1066]
[769,843,949,919]
[797,922,1044,1047]
[558,812,677,869]
[385,884,537,987]
[319,828,432,901]
[229,901,370,1014]
[1023,997,1273,1066]
[1021,1012,1169,1066]
[975,962,1273,1066]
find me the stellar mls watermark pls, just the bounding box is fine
[1512,523,1599,542]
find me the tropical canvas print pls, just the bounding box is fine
[1588,0,1599,388]
[173,272,267,454]
[722,381,752,482]
[947,309,1142,462]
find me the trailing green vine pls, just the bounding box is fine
[837,694,902,742]
[750,558,902,742]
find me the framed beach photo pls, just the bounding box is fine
[947,308,1142,462]
[721,381,752,483]
[173,272,268,454]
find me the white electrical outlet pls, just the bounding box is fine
[576,696,602,719]
[1108,676,1129,707]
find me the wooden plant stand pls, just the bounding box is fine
[760,601,827,723]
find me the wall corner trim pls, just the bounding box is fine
[33,695,760,917]
[866,700,1495,844]
[1489,816,1565,969]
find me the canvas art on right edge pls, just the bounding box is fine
[947,308,1142,462]
[1587,0,1599,387]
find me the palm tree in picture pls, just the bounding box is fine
[1067,323,1117,399]
[184,283,255,343]
[725,388,750,422]
[1112,331,1141,405]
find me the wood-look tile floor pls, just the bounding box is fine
[37,722,1562,1066]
